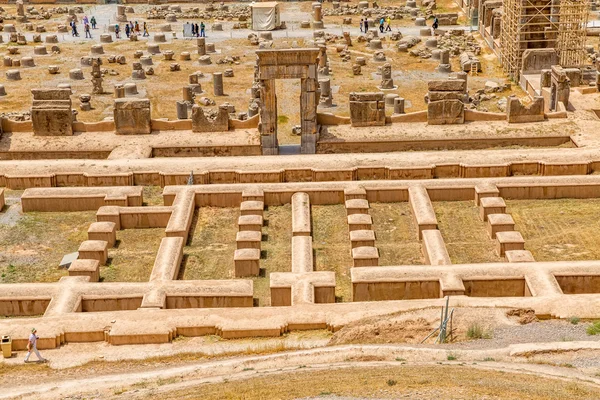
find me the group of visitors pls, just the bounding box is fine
[71,15,97,39]
[115,21,149,39]
[187,21,206,37]
[359,15,439,34]
[359,17,392,33]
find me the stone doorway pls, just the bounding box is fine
[255,49,320,155]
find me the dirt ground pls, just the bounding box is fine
[157,364,599,400]
[434,200,503,264]
[506,199,600,262]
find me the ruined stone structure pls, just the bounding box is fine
[191,104,229,133]
[349,92,385,127]
[113,98,151,135]
[427,79,467,125]
[255,49,320,155]
[31,88,73,136]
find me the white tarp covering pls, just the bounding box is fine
[251,2,280,31]
[182,23,194,37]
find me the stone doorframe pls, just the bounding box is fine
[255,49,320,155]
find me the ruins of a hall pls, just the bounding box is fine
[2,0,600,397]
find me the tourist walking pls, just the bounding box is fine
[385,16,391,32]
[364,18,369,32]
[135,21,140,34]
[143,22,149,37]
[115,24,120,39]
[82,15,89,26]
[200,21,205,37]
[359,18,364,33]
[125,23,130,38]
[195,23,199,37]
[85,23,92,38]
[431,15,439,34]
[24,328,46,363]
[90,16,97,29]
[379,17,384,33]
[191,22,196,36]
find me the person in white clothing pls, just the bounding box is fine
[24,328,46,363]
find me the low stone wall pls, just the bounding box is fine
[0,151,111,160]
[316,135,572,154]
[21,187,143,212]
[151,145,262,157]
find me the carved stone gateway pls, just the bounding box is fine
[255,49,320,155]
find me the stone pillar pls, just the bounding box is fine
[259,79,278,155]
[318,78,333,107]
[394,97,405,114]
[300,70,318,154]
[197,37,206,56]
[183,86,194,102]
[380,63,394,89]
[176,101,188,119]
[114,84,125,98]
[213,72,224,96]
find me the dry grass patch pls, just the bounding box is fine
[102,227,164,282]
[157,364,599,400]
[0,210,95,283]
[312,204,353,302]
[180,207,239,281]
[260,205,293,306]
[143,186,164,206]
[435,201,503,264]
[370,202,423,265]
[506,199,600,261]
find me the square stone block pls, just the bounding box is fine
[352,246,379,267]
[505,250,535,263]
[344,187,367,201]
[234,248,260,277]
[496,231,525,256]
[68,259,100,282]
[87,221,117,247]
[96,206,121,230]
[238,215,263,232]
[479,197,506,221]
[347,213,373,232]
[474,185,500,205]
[236,230,262,250]
[240,200,264,217]
[242,187,264,202]
[345,199,370,216]
[78,240,109,265]
[349,229,376,249]
[486,213,515,239]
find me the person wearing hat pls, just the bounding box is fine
[24,328,46,363]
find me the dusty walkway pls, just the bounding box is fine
[4,343,600,399]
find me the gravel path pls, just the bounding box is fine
[450,320,600,350]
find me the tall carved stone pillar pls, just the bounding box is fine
[300,71,318,154]
[259,78,278,155]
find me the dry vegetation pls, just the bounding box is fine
[507,198,600,261]
[435,200,504,264]
[370,202,423,265]
[102,227,164,282]
[151,364,599,400]
[0,210,95,283]
[312,204,353,302]
[180,206,238,281]
[259,205,293,305]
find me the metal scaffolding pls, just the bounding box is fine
[500,0,589,80]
